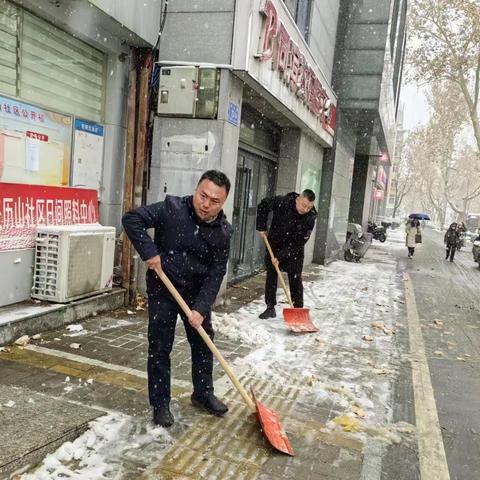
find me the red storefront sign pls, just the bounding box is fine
[0,182,99,251]
[257,0,336,135]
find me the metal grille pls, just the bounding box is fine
[19,11,105,122]
[32,232,59,299]
[0,0,18,96]
[66,234,103,298]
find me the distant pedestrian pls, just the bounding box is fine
[444,222,460,262]
[405,219,421,258]
[256,190,317,319]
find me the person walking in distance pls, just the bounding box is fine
[256,190,317,319]
[444,222,460,262]
[122,170,232,428]
[405,218,421,258]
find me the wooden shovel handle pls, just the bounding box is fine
[154,265,256,412]
[261,234,294,308]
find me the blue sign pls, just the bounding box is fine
[75,119,104,137]
[227,102,239,127]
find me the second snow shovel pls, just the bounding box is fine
[262,234,318,333]
[154,265,294,456]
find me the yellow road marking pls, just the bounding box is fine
[404,272,450,480]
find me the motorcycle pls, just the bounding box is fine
[473,240,480,268]
[367,221,387,243]
[343,223,372,262]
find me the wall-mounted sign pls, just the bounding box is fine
[227,102,240,126]
[256,0,336,136]
[72,119,105,192]
[0,95,72,186]
[0,182,99,251]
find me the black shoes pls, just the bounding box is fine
[191,393,228,416]
[259,307,276,319]
[153,406,174,427]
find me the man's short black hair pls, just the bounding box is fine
[198,170,231,195]
[301,189,315,202]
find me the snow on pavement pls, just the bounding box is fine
[21,231,412,478]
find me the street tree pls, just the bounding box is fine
[408,0,480,152]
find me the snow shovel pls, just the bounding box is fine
[154,265,294,456]
[262,235,318,333]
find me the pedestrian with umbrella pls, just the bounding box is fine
[405,218,422,258]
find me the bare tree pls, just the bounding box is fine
[408,0,480,152]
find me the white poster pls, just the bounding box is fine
[72,119,104,192]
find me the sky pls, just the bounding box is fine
[400,82,431,132]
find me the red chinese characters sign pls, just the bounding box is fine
[0,183,99,251]
[257,0,336,135]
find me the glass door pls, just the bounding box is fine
[229,150,276,281]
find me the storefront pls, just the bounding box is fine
[0,1,111,307]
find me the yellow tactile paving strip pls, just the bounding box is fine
[0,346,150,395]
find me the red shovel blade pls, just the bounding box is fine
[251,387,294,456]
[283,308,318,333]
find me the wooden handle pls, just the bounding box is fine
[154,265,256,412]
[261,235,294,308]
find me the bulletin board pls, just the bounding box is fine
[0,95,72,186]
[72,119,105,191]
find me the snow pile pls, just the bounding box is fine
[211,310,272,346]
[21,414,173,480]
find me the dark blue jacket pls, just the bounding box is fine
[256,192,317,273]
[122,195,232,317]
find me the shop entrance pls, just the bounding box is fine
[229,149,276,281]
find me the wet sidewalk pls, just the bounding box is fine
[0,239,418,480]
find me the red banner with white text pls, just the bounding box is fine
[0,182,99,251]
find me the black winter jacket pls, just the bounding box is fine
[122,195,232,317]
[256,192,317,273]
[444,228,459,247]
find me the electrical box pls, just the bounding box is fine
[157,66,219,119]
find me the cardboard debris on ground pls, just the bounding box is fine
[14,335,30,346]
[362,335,374,342]
[433,319,444,327]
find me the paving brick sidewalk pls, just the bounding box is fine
[0,240,418,479]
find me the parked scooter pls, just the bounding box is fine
[472,239,480,268]
[367,221,387,243]
[343,223,372,262]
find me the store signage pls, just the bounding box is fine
[0,182,99,251]
[256,0,336,135]
[374,189,384,200]
[377,166,387,190]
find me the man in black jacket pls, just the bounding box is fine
[256,190,317,319]
[122,170,232,427]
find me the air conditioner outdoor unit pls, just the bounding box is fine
[32,225,116,303]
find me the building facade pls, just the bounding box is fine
[152,0,340,282]
[0,0,161,306]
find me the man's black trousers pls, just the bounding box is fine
[146,283,214,408]
[265,259,304,308]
